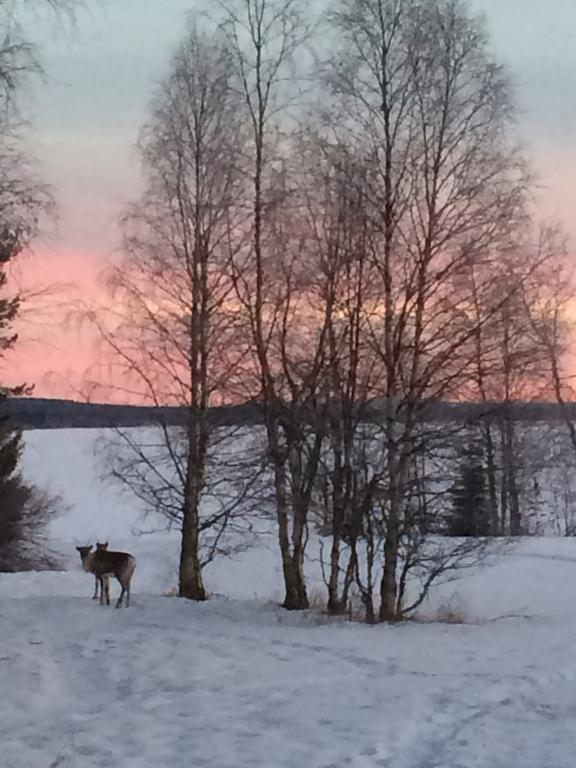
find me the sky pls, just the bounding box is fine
[5,0,576,399]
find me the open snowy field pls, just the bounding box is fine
[3,428,576,767]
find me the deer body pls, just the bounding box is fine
[92,542,109,601]
[77,545,136,608]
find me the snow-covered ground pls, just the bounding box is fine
[3,428,576,767]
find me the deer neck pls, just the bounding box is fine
[82,552,96,573]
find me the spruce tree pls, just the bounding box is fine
[0,229,27,567]
[0,229,56,570]
[448,441,490,537]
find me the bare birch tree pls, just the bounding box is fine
[319,0,532,620]
[521,227,576,460]
[217,0,323,610]
[96,22,250,599]
[292,138,379,616]
[457,225,570,536]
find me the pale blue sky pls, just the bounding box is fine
[24,0,576,261]
[25,0,198,260]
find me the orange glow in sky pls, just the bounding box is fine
[3,1,576,403]
[4,248,104,399]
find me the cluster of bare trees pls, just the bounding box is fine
[449,225,573,539]
[98,0,575,621]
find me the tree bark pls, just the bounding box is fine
[483,422,500,535]
[179,420,207,600]
[379,522,399,621]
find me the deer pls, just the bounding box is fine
[90,542,109,601]
[76,543,136,608]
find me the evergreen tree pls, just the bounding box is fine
[0,229,28,568]
[0,229,58,570]
[447,441,490,537]
[0,1,72,568]
[0,229,22,379]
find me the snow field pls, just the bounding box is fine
[1,428,576,767]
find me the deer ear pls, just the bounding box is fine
[104,541,108,548]
[76,546,82,552]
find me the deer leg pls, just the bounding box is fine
[115,584,125,609]
[98,577,106,606]
[105,577,110,606]
[92,575,99,600]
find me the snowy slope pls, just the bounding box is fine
[2,428,576,767]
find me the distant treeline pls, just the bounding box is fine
[5,398,261,429]
[6,397,576,430]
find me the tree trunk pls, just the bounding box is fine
[505,419,522,535]
[271,439,309,610]
[379,433,403,622]
[327,533,344,614]
[327,442,346,614]
[179,497,206,601]
[290,503,309,610]
[179,427,207,601]
[283,559,308,610]
[483,422,500,535]
[379,523,399,621]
